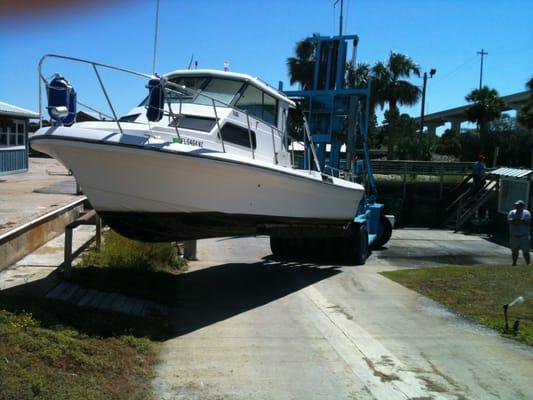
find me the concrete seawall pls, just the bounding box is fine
[0,199,84,270]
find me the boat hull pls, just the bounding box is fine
[31,136,364,241]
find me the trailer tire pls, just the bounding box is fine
[371,215,393,249]
[270,236,286,258]
[344,224,368,265]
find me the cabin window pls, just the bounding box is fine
[163,76,243,106]
[220,123,256,149]
[193,78,243,106]
[169,115,216,132]
[173,76,208,91]
[235,85,278,125]
[262,92,277,125]
[119,113,141,122]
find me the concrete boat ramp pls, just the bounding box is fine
[152,233,533,400]
[1,158,533,399]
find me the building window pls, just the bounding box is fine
[17,123,25,145]
[0,119,25,147]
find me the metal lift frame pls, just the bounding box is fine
[283,34,388,249]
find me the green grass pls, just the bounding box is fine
[0,294,171,400]
[0,230,187,399]
[74,230,187,304]
[382,266,533,346]
[80,230,187,272]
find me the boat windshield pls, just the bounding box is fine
[139,76,244,107]
[167,76,244,106]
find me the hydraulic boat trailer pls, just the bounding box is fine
[267,33,395,264]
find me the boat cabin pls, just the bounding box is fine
[126,70,296,166]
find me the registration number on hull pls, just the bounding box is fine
[173,137,204,147]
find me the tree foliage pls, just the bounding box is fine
[434,129,461,158]
[286,37,422,159]
[286,37,316,90]
[464,86,505,150]
[517,77,533,131]
[370,53,421,158]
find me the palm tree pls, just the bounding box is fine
[370,52,421,158]
[286,37,316,90]
[517,77,533,131]
[464,86,505,147]
[346,62,371,88]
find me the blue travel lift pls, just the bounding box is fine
[277,33,392,264]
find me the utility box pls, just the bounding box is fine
[494,168,532,214]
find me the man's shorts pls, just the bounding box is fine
[510,235,531,254]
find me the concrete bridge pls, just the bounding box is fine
[415,90,531,136]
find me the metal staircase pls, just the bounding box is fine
[443,174,499,231]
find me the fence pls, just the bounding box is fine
[371,160,473,199]
[372,160,472,177]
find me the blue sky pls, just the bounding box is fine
[1,0,531,130]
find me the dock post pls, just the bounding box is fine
[184,240,197,260]
[63,227,73,280]
[95,214,102,251]
[439,163,444,200]
[402,162,407,200]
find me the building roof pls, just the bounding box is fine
[492,167,532,179]
[0,101,40,119]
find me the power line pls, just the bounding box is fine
[436,55,477,81]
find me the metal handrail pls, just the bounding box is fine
[302,117,322,173]
[38,54,334,180]
[38,54,153,131]
[323,165,358,182]
[39,53,290,161]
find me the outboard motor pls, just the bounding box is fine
[146,77,166,122]
[47,75,77,126]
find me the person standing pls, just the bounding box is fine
[472,155,487,190]
[507,200,531,266]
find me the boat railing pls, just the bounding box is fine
[38,54,153,134]
[322,165,360,182]
[38,54,328,178]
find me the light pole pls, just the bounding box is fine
[419,68,436,157]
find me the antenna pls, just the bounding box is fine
[152,0,160,74]
[187,54,194,70]
[334,0,344,36]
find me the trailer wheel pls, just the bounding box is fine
[344,224,368,265]
[270,236,286,258]
[354,224,369,265]
[370,215,393,249]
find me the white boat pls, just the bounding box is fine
[31,56,365,242]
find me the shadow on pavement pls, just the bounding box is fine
[0,260,341,339]
[169,260,340,336]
